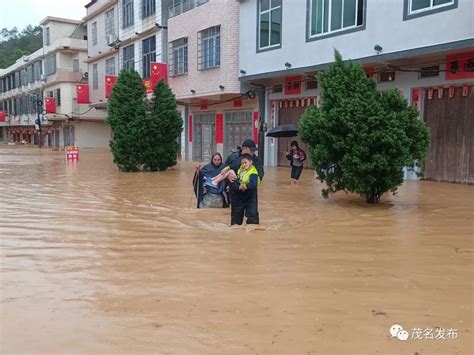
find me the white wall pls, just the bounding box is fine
[239,0,474,77]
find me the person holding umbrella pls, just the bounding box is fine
[286,140,306,184]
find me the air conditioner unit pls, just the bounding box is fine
[107,35,117,46]
[40,74,46,81]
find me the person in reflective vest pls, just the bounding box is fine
[229,154,261,225]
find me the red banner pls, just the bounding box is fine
[462,84,470,97]
[151,62,168,85]
[437,87,444,99]
[76,84,90,104]
[411,88,421,110]
[427,88,434,100]
[448,86,455,98]
[445,52,474,80]
[45,97,56,113]
[233,97,243,108]
[143,78,154,94]
[215,113,224,144]
[0,111,6,122]
[105,75,118,98]
[284,76,302,95]
[253,111,259,145]
[200,99,208,110]
[364,66,375,78]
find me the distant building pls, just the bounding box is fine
[239,0,474,183]
[168,0,259,162]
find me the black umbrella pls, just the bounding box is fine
[266,124,299,138]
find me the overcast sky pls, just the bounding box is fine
[0,0,87,31]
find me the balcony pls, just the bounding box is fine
[169,0,209,18]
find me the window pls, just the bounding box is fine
[198,26,220,70]
[123,44,135,70]
[309,0,364,39]
[43,27,50,45]
[73,59,80,73]
[44,54,57,76]
[169,38,188,76]
[28,65,35,83]
[306,78,318,90]
[105,57,116,75]
[379,71,396,82]
[123,0,134,28]
[105,8,115,39]
[420,65,440,78]
[258,0,282,51]
[272,84,283,93]
[169,0,209,18]
[54,89,61,106]
[143,0,156,18]
[92,63,98,89]
[142,36,156,78]
[92,22,98,46]
[404,0,457,19]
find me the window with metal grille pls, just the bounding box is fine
[28,65,35,83]
[306,78,318,90]
[409,0,454,14]
[258,0,282,50]
[123,44,134,70]
[54,89,61,106]
[92,22,98,46]
[105,8,115,38]
[142,36,156,78]
[43,27,50,45]
[169,0,209,18]
[198,26,220,70]
[143,0,156,18]
[92,63,98,89]
[123,0,134,28]
[272,85,282,93]
[309,0,365,39]
[44,54,56,76]
[169,37,188,76]
[379,71,396,82]
[105,57,116,75]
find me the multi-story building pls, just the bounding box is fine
[0,16,110,148]
[239,0,474,183]
[168,0,259,162]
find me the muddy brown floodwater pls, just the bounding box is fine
[0,146,472,355]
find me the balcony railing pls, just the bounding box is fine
[169,0,209,18]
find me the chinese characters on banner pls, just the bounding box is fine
[445,52,474,80]
[200,99,208,110]
[65,146,79,160]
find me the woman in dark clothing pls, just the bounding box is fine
[193,153,228,208]
[286,141,306,184]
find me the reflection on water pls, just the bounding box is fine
[1,146,472,354]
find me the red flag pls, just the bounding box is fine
[151,62,168,85]
[143,78,153,94]
[76,84,90,104]
[0,111,6,122]
[45,97,56,113]
[105,75,118,98]
[233,97,243,108]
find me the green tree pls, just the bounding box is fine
[300,51,430,203]
[107,69,147,172]
[142,80,183,171]
[0,25,42,68]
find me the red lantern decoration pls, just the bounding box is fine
[462,84,470,97]
[448,86,455,98]
[427,88,434,100]
[437,87,444,99]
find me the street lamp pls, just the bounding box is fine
[31,94,45,148]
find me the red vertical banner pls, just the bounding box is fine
[445,52,474,80]
[45,97,56,113]
[105,75,118,98]
[233,97,243,108]
[462,84,470,97]
[0,111,6,122]
[284,76,302,95]
[143,78,153,94]
[253,111,259,145]
[200,99,208,110]
[76,84,90,104]
[411,88,421,110]
[448,86,455,98]
[189,115,193,142]
[215,113,224,144]
[364,67,375,78]
[427,88,434,100]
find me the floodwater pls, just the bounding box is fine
[0,146,472,355]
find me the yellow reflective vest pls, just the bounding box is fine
[237,165,261,188]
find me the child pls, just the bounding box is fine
[286,140,306,184]
[229,154,260,225]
